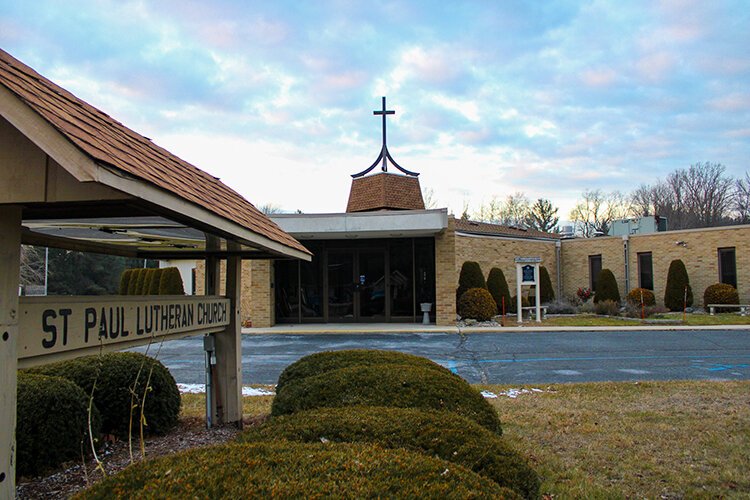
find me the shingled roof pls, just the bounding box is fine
[455,218,561,240]
[346,172,425,212]
[0,48,309,256]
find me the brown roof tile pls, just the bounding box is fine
[455,218,561,239]
[346,173,425,212]
[0,49,309,256]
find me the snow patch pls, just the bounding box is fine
[177,383,275,396]
[484,388,546,399]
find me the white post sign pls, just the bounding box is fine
[18,295,230,368]
[515,257,542,324]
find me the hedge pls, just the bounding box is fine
[16,373,101,477]
[29,352,179,438]
[458,287,498,321]
[271,363,502,434]
[275,349,456,393]
[74,442,519,499]
[239,406,539,498]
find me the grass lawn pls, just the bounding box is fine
[182,381,750,498]
[540,312,750,327]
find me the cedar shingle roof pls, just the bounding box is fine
[455,218,562,239]
[346,172,425,212]
[0,49,309,256]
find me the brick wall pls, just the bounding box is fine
[560,225,750,306]
[455,231,559,303]
[434,218,457,325]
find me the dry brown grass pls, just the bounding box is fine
[482,381,750,498]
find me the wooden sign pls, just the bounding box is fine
[18,295,230,368]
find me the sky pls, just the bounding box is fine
[1,0,748,218]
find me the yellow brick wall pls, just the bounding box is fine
[560,225,750,306]
[435,217,457,325]
[455,231,559,303]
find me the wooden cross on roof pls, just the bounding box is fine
[351,96,419,178]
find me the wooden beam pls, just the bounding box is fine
[214,251,243,426]
[0,206,21,495]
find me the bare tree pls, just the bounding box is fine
[20,245,46,287]
[258,203,284,215]
[422,187,439,209]
[528,198,559,233]
[472,192,531,226]
[679,162,733,227]
[734,172,750,224]
[569,189,629,237]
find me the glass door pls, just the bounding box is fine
[327,251,355,321]
[358,250,386,321]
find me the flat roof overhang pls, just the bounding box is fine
[272,209,449,240]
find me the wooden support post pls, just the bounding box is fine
[214,253,243,426]
[1,206,22,496]
[204,237,221,426]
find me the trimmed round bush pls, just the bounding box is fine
[16,373,101,477]
[539,265,555,304]
[239,406,539,499]
[457,261,486,302]
[272,363,502,434]
[29,352,179,438]
[159,267,185,295]
[703,283,739,309]
[458,287,498,321]
[593,268,620,304]
[75,442,520,499]
[626,287,656,307]
[487,267,511,314]
[664,259,694,311]
[276,349,455,393]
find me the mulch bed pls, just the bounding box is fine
[15,416,263,499]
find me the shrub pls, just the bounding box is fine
[75,441,519,499]
[664,259,693,311]
[271,363,502,434]
[546,299,577,315]
[457,261,486,302]
[594,300,620,316]
[276,349,455,393]
[16,373,101,477]
[626,288,656,307]
[30,352,179,438]
[508,295,530,314]
[487,267,511,314]
[539,266,555,303]
[146,268,162,295]
[458,287,498,321]
[239,406,539,498]
[126,268,143,295]
[593,269,620,304]
[703,283,739,310]
[118,269,134,295]
[159,267,185,295]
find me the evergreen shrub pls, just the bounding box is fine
[118,269,134,295]
[509,295,530,314]
[487,267,511,314]
[126,268,143,295]
[135,268,150,294]
[594,300,619,316]
[456,261,486,302]
[539,266,555,303]
[30,352,179,438]
[75,441,519,499]
[158,267,185,295]
[664,259,693,311]
[593,269,620,304]
[458,288,498,321]
[275,349,455,393]
[239,406,539,498]
[16,373,101,477]
[703,283,739,310]
[147,268,162,295]
[271,363,502,434]
[626,288,656,307]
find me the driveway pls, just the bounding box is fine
[133,328,750,385]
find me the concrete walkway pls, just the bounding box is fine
[243,322,750,335]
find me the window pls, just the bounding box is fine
[718,247,737,288]
[589,255,602,291]
[638,252,654,290]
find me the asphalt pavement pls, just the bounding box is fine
[131,328,750,386]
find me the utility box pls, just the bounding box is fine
[608,216,667,236]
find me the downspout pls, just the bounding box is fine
[622,235,630,294]
[555,240,562,300]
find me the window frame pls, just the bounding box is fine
[637,252,654,290]
[718,247,737,288]
[589,254,603,291]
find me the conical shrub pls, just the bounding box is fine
[119,269,134,295]
[487,267,511,314]
[593,268,620,304]
[539,266,555,304]
[457,261,486,303]
[664,259,693,311]
[159,267,185,295]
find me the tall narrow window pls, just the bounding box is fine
[638,252,654,290]
[718,247,737,288]
[589,255,602,291]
